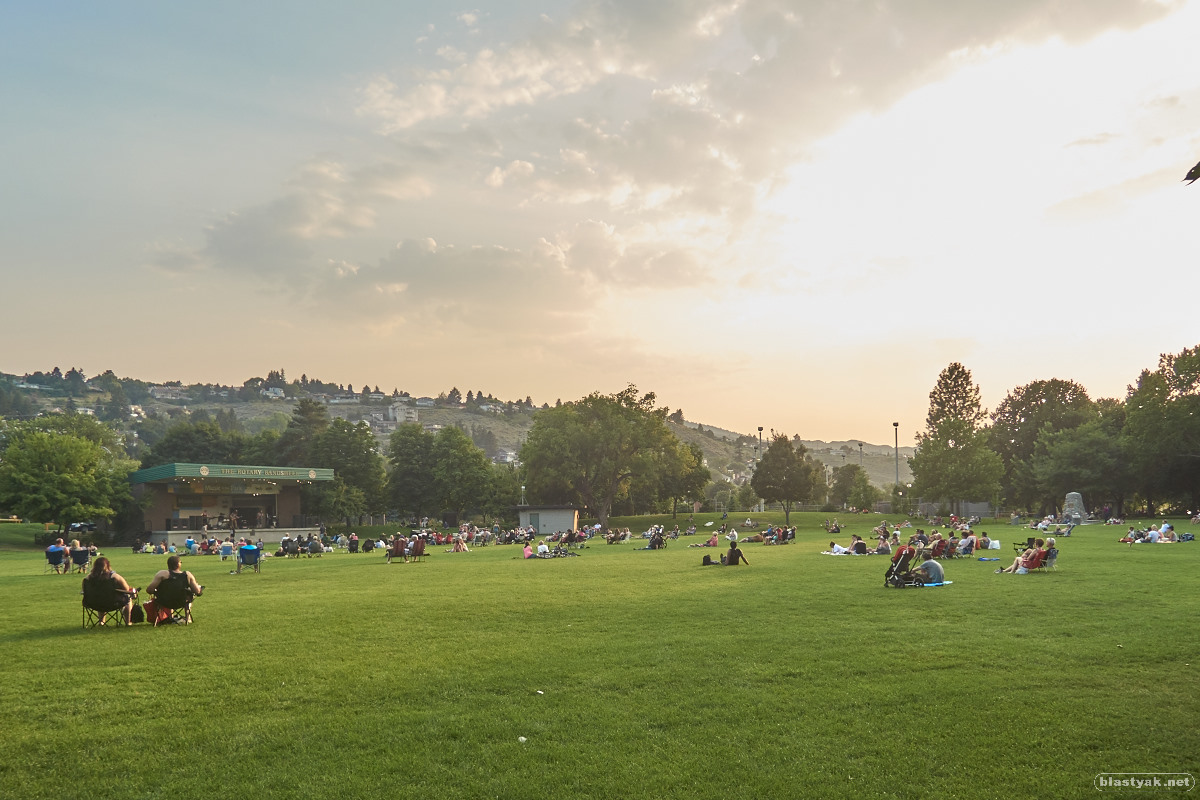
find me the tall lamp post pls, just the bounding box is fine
[893,422,900,488]
[757,427,764,513]
[858,441,863,466]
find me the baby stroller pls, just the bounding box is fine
[884,547,924,588]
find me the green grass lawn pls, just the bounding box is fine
[2,514,1197,799]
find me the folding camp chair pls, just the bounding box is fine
[236,546,262,574]
[69,548,92,574]
[149,573,195,626]
[45,548,69,574]
[82,578,137,628]
[1036,547,1058,572]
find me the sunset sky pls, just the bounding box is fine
[3,0,1198,444]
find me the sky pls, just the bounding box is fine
[3,0,1199,445]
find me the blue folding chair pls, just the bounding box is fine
[69,548,91,574]
[236,546,262,574]
[45,547,69,574]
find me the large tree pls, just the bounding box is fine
[926,362,987,432]
[828,464,864,509]
[520,386,678,530]
[1123,345,1200,514]
[386,423,437,518]
[0,428,137,531]
[988,378,1095,512]
[910,363,1002,512]
[431,426,493,520]
[310,418,387,519]
[139,420,242,467]
[658,442,711,518]
[750,433,819,523]
[1032,415,1129,516]
[274,398,329,466]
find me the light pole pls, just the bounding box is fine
[520,485,526,506]
[858,441,863,466]
[893,422,899,488]
[757,427,764,513]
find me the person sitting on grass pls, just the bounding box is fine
[722,540,749,566]
[914,556,945,584]
[996,538,1045,573]
[689,533,720,548]
[872,535,891,555]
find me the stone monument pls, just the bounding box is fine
[1063,492,1086,524]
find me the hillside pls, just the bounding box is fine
[3,373,912,487]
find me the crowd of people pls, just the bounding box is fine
[1119,522,1189,544]
[62,506,1200,630]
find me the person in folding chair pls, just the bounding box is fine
[82,557,138,627]
[236,539,262,573]
[68,539,92,573]
[145,555,203,625]
[45,538,70,574]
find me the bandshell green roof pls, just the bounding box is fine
[129,463,334,485]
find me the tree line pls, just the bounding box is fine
[909,345,1200,517]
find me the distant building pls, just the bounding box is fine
[415,397,436,408]
[260,387,285,400]
[148,386,188,401]
[388,402,419,423]
[128,462,335,537]
[518,505,579,535]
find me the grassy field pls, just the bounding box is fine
[2,514,1197,799]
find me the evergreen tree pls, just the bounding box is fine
[910,363,1002,512]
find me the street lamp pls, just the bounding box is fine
[757,427,763,464]
[893,422,900,487]
[520,485,526,506]
[858,441,863,466]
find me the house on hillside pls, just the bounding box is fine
[260,387,285,400]
[388,402,419,423]
[148,385,188,401]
